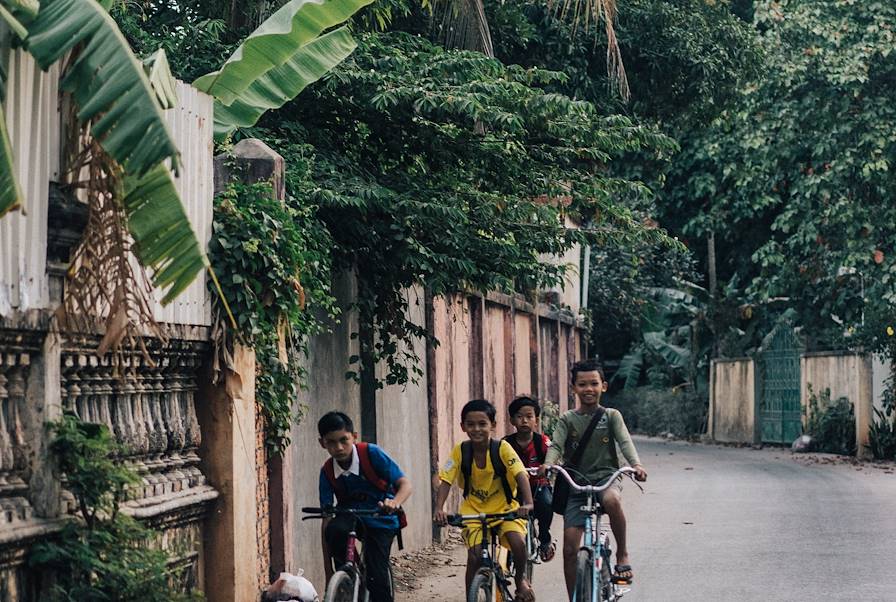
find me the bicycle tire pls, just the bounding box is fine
[468,569,494,602]
[599,548,616,602]
[325,570,355,602]
[574,549,593,602]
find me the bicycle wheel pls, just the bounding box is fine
[324,570,355,602]
[574,550,593,602]
[468,568,494,602]
[598,552,616,601]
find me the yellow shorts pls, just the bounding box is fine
[461,517,528,548]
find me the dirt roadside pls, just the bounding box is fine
[391,530,468,601]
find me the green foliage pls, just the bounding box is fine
[604,385,706,437]
[868,408,896,461]
[208,179,337,453]
[30,414,199,602]
[662,0,896,354]
[805,388,856,456]
[261,31,675,386]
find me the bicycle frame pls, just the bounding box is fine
[548,466,637,602]
[448,512,519,601]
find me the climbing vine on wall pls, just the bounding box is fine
[208,177,337,454]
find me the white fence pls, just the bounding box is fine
[0,51,212,327]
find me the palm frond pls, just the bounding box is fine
[430,0,493,57]
[545,0,629,101]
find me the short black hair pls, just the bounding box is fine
[571,358,606,382]
[508,396,541,418]
[317,411,355,437]
[461,399,497,423]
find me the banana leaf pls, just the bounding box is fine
[143,48,178,110]
[25,0,180,177]
[192,0,373,106]
[211,26,357,139]
[0,23,22,216]
[21,0,205,302]
[122,163,208,305]
[0,105,21,217]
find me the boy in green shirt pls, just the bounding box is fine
[540,358,647,600]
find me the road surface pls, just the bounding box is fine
[400,436,896,601]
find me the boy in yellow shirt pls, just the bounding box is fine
[433,399,536,602]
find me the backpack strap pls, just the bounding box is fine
[460,441,473,499]
[489,439,514,505]
[532,434,547,464]
[356,442,389,493]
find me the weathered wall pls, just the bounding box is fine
[375,286,432,554]
[428,290,585,524]
[801,352,874,458]
[871,354,891,413]
[709,358,755,443]
[287,272,361,591]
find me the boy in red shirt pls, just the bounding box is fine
[503,395,555,561]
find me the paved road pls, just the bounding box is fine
[403,436,896,601]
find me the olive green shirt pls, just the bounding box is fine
[545,407,640,484]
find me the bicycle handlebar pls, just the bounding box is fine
[445,511,519,527]
[526,465,637,493]
[301,506,397,520]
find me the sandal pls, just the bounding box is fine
[538,541,556,562]
[613,564,634,584]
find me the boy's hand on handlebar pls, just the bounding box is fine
[633,464,648,482]
[536,464,551,478]
[433,509,448,526]
[517,503,533,518]
[379,498,401,513]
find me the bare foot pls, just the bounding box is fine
[516,578,536,602]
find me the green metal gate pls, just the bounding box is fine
[758,325,803,444]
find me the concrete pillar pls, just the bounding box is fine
[197,344,258,602]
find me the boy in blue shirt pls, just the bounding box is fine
[318,411,413,602]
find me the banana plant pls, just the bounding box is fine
[193,0,374,140]
[0,0,206,303]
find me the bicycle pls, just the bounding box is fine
[446,511,526,602]
[548,465,642,602]
[302,506,395,602]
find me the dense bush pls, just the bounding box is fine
[805,388,856,456]
[604,386,706,438]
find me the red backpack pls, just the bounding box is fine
[322,442,407,547]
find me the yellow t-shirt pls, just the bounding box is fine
[439,440,525,515]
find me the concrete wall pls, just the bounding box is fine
[287,272,362,590]
[375,285,433,553]
[871,354,891,413]
[801,352,874,458]
[709,358,755,443]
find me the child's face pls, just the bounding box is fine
[510,405,539,435]
[573,370,607,408]
[319,428,357,463]
[461,411,495,444]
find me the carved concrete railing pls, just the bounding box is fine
[59,336,214,513]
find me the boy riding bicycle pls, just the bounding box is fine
[540,359,647,601]
[504,395,556,562]
[317,411,413,602]
[433,399,537,602]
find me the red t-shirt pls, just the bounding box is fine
[506,433,551,487]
